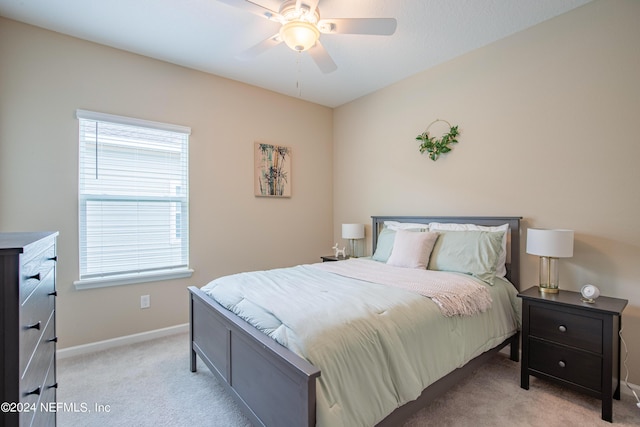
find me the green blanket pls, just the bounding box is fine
[202,262,520,427]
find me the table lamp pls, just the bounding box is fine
[342,224,365,258]
[526,228,574,293]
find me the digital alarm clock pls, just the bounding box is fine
[580,284,600,303]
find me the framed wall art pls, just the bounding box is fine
[254,142,291,197]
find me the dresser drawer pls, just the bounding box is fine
[19,311,56,426]
[529,305,602,353]
[530,338,602,392]
[21,310,56,400]
[20,269,56,374]
[30,356,57,427]
[21,243,56,305]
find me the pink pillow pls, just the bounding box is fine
[386,230,439,269]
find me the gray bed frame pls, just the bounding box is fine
[189,216,522,427]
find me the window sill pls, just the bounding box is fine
[73,268,194,290]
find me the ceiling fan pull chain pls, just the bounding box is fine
[296,52,303,97]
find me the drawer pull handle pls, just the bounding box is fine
[48,291,57,297]
[48,336,58,343]
[25,387,41,396]
[49,256,58,262]
[558,360,566,368]
[47,383,58,390]
[558,325,567,332]
[28,272,41,281]
[26,321,41,330]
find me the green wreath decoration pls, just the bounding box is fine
[415,119,460,161]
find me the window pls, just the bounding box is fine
[75,110,191,289]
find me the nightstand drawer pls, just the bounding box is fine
[530,338,602,392]
[529,305,602,353]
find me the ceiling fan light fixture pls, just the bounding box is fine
[279,21,320,52]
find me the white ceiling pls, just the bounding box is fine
[0,0,592,107]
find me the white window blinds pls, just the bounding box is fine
[76,110,191,288]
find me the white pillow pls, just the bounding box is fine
[386,230,439,269]
[384,221,428,231]
[428,222,509,278]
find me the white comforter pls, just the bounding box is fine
[312,258,492,316]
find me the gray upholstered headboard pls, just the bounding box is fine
[371,216,522,290]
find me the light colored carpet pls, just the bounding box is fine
[57,332,640,427]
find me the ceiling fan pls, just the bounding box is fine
[217,0,397,73]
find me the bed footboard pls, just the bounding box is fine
[189,286,320,427]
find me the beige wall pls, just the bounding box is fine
[0,18,333,348]
[333,0,640,383]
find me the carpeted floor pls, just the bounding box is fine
[57,332,640,427]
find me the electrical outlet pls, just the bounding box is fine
[140,294,150,309]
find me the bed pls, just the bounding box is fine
[189,216,522,427]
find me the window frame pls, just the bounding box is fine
[74,110,192,290]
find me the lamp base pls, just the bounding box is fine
[349,239,358,258]
[538,256,560,294]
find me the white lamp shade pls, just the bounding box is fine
[279,21,320,52]
[526,228,574,258]
[342,223,365,239]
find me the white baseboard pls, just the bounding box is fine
[56,323,189,360]
[621,382,640,399]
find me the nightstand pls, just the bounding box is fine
[518,286,628,422]
[320,255,350,262]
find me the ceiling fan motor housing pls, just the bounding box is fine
[279,1,320,24]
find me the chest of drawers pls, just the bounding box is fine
[518,286,628,423]
[1,232,59,427]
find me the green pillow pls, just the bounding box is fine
[372,228,395,262]
[427,230,505,285]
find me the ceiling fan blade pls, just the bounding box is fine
[217,0,282,21]
[308,40,337,74]
[318,18,397,35]
[236,34,282,60]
